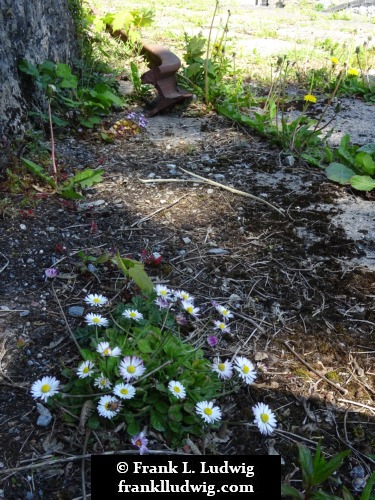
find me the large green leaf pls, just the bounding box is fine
[311,449,350,486]
[355,152,375,175]
[350,175,375,191]
[168,404,183,422]
[357,143,375,155]
[21,158,56,188]
[360,471,375,500]
[326,162,355,184]
[68,168,104,188]
[281,484,302,499]
[18,59,39,78]
[111,10,134,31]
[150,410,166,431]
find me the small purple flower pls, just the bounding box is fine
[175,313,188,326]
[207,335,218,347]
[154,297,169,309]
[131,432,149,455]
[126,112,136,121]
[45,268,58,278]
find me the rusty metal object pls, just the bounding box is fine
[140,43,192,116]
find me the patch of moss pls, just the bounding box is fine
[292,368,311,378]
[325,371,340,382]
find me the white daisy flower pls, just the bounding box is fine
[77,360,95,378]
[119,356,146,381]
[181,300,200,317]
[96,342,121,357]
[94,373,112,390]
[195,400,222,424]
[253,402,277,435]
[154,284,172,299]
[113,383,136,400]
[215,304,234,320]
[213,320,230,333]
[84,293,108,307]
[122,309,144,322]
[212,358,233,380]
[97,395,122,419]
[174,290,194,302]
[168,380,186,399]
[234,356,257,385]
[85,313,109,327]
[31,376,60,402]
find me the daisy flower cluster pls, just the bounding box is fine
[153,284,200,321]
[30,287,278,444]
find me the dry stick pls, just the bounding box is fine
[0,252,9,274]
[178,167,285,216]
[140,175,284,215]
[338,398,375,414]
[51,281,81,352]
[81,430,90,500]
[0,449,187,477]
[282,341,348,396]
[130,194,189,227]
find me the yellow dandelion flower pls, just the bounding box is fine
[331,57,339,65]
[304,94,317,104]
[348,68,359,77]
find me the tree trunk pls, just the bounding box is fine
[0,0,77,138]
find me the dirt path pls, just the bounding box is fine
[0,105,374,497]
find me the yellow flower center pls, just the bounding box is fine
[41,384,51,393]
[186,306,193,314]
[93,317,100,323]
[83,367,89,373]
[103,348,110,355]
[243,365,249,374]
[127,365,135,374]
[260,413,269,423]
[161,290,167,296]
[93,298,100,303]
[100,379,107,386]
[130,312,136,317]
[219,323,225,329]
[174,386,181,393]
[204,407,213,416]
[120,388,129,395]
[218,363,225,371]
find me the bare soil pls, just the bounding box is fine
[0,103,374,499]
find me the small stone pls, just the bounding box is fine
[283,155,295,167]
[352,478,366,492]
[350,466,365,479]
[20,310,30,317]
[182,237,191,244]
[213,174,225,181]
[147,172,156,178]
[47,227,55,232]
[207,248,229,255]
[27,258,34,264]
[19,224,26,230]
[68,306,85,317]
[207,189,214,194]
[36,403,53,427]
